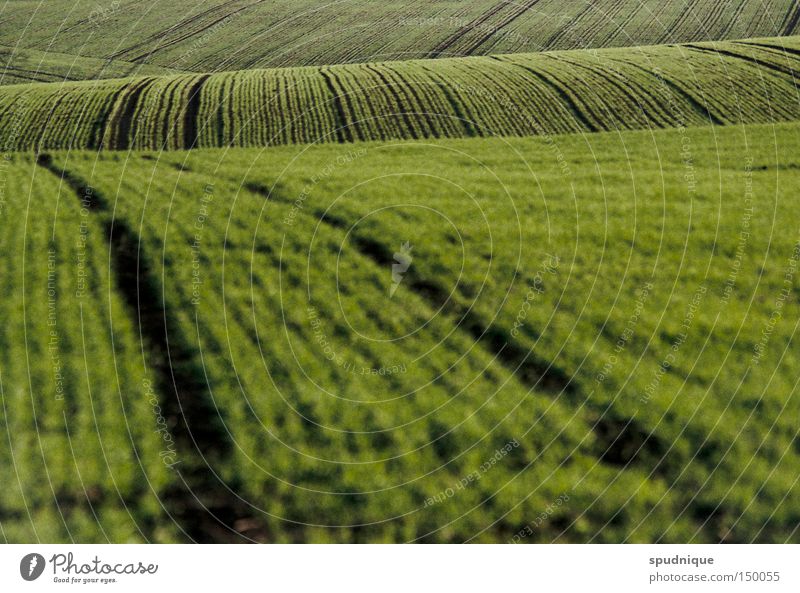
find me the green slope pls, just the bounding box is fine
[1,0,799,74]
[0,44,183,86]
[3,121,798,542]
[1,35,799,152]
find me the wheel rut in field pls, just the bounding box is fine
[110,0,258,62]
[427,2,513,58]
[591,415,669,475]
[500,59,599,132]
[247,182,667,472]
[619,60,725,126]
[183,74,210,149]
[245,181,573,396]
[783,0,800,36]
[419,64,480,137]
[735,40,800,59]
[461,0,543,55]
[127,2,269,64]
[320,68,355,143]
[685,44,800,79]
[102,77,155,151]
[36,154,272,543]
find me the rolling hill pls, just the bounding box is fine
[1,35,799,152]
[1,0,799,76]
[0,44,182,86]
[2,0,799,547]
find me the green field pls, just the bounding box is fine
[0,44,181,86]
[2,120,798,542]
[1,0,799,77]
[1,0,799,547]
[1,35,799,152]
[0,158,180,543]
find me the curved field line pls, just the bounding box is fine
[319,67,355,143]
[182,74,210,149]
[541,3,595,50]
[36,155,272,543]
[460,0,544,56]
[783,0,800,36]
[108,0,250,61]
[686,43,800,78]
[101,77,155,150]
[498,56,599,132]
[618,58,725,126]
[426,1,513,58]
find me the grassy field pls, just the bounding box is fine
[1,35,799,152]
[2,120,798,542]
[2,0,799,548]
[0,159,180,543]
[0,44,180,86]
[1,0,799,76]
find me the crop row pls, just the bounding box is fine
[0,158,177,542]
[4,120,800,541]
[2,0,799,72]
[128,121,800,543]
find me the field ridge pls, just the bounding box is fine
[2,35,800,152]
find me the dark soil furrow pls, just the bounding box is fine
[244,181,573,395]
[320,67,358,143]
[183,74,210,149]
[0,65,76,82]
[551,55,666,127]
[363,64,419,140]
[128,2,268,65]
[618,59,725,126]
[783,0,800,36]
[34,93,70,152]
[109,0,247,61]
[102,77,155,150]
[580,0,627,48]
[343,235,574,395]
[462,0,543,56]
[717,0,749,39]
[735,40,800,59]
[419,64,479,137]
[427,1,513,58]
[499,58,598,132]
[686,43,799,79]
[541,4,594,50]
[35,154,271,543]
[383,64,452,137]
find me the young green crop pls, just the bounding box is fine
[0,0,797,73]
[0,157,178,543]
[1,35,800,152]
[0,44,180,87]
[23,120,797,543]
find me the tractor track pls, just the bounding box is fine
[36,154,272,543]
[686,43,800,79]
[243,181,574,396]
[427,1,514,58]
[460,0,544,56]
[182,74,210,149]
[783,0,800,36]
